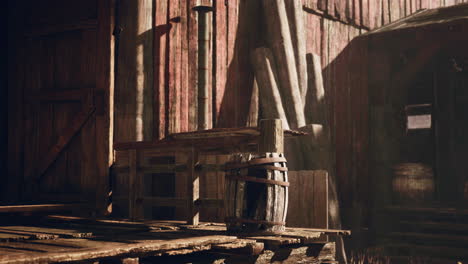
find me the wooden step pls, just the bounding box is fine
[385,206,468,218]
[385,232,468,248]
[383,244,468,261]
[398,220,468,235]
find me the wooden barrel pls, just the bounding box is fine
[224,152,288,233]
[392,163,434,204]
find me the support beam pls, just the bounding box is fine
[187,148,200,225]
[259,119,284,153]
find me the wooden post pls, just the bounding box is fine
[262,0,305,129]
[194,2,213,130]
[187,147,200,225]
[305,53,326,124]
[251,48,290,130]
[259,119,284,153]
[285,0,308,99]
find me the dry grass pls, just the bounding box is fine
[348,248,450,264]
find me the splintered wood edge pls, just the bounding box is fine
[0,236,239,264]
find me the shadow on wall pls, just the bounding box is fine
[216,0,265,128]
[115,0,155,142]
[320,35,371,249]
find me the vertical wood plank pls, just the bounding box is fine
[318,0,328,12]
[154,0,169,139]
[369,0,382,29]
[412,0,419,12]
[187,148,199,225]
[200,154,218,221]
[327,0,335,17]
[345,0,354,23]
[216,155,229,220]
[361,0,370,28]
[353,0,361,26]
[129,149,143,220]
[180,0,189,132]
[382,0,390,25]
[421,0,429,9]
[219,0,239,127]
[305,13,322,56]
[405,0,411,15]
[445,0,456,6]
[335,0,347,21]
[95,0,114,214]
[286,170,328,228]
[188,0,198,131]
[116,0,153,142]
[390,0,401,22]
[175,151,189,219]
[214,0,227,126]
[304,0,319,10]
[168,0,181,134]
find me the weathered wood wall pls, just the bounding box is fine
[112,0,467,230]
[6,0,114,213]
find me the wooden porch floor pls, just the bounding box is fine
[0,215,349,264]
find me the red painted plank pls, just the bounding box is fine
[421,0,429,9]
[304,0,319,10]
[180,0,189,132]
[445,0,456,6]
[370,0,382,29]
[405,0,411,15]
[320,18,328,69]
[188,0,198,131]
[382,0,390,25]
[328,0,335,17]
[353,0,361,26]
[214,0,227,126]
[389,0,401,22]
[305,13,322,55]
[318,0,327,12]
[154,0,169,139]
[345,0,353,22]
[334,0,347,20]
[361,0,370,29]
[168,0,182,134]
[412,0,419,12]
[217,0,239,127]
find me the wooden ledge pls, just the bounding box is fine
[0,203,91,214]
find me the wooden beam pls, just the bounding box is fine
[259,119,284,153]
[251,48,290,130]
[187,148,200,225]
[262,0,305,129]
[0,204,90,213]
[36,107,95,180]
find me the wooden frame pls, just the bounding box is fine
[113,121,306,225]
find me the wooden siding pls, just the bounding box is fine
[114,0,466,140]
[6,0,114,213]
[110,0,466,229]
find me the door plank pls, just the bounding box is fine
[37,107,95,180]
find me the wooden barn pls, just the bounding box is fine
[342,4,468,259]
[3,0,468,263]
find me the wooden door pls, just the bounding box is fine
[434,55,468,206]
[9,0,114,213]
